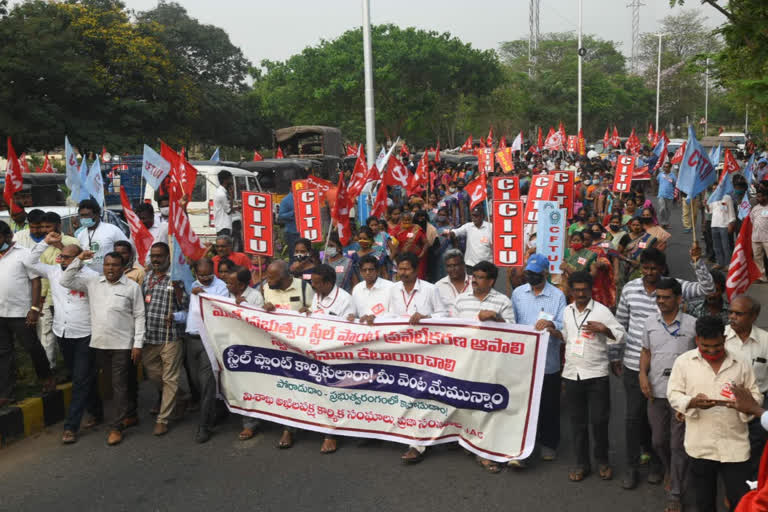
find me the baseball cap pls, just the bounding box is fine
[525,253,549,273]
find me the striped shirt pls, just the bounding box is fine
[452,288,516,323]
[615,259,714,371]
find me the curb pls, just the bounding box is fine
[0,383,71,447]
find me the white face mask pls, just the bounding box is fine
[159,207,169,217]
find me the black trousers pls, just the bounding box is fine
[564,376,610,469]
[623,367,660,468]
[689,457,751,511]
[537,372,561,450]
[184,334,217,430]
[0,317,52,400]
[95,349,137,430]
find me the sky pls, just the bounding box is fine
[110,0,726,66]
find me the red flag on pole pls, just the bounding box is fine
[603,127,610,148]
[18,153,31,174]
[610,126,621,148]
[465,175,487,211]
[434,141,440,163]
[647,124,655,144]
[253,150,264,161]
[40,154,54,174]
[723,148,741,174]
[460,135,473,153]
[670,142,687,165]
[346,144,358,157]
[346,147,369,198]
[486,127,493,147]
[331,171,352,246]
[726,216,762,300]
[4,137,24,212]
[275,147,284,159]
[120,186,153,264]
[400,142,410,157]
[558,122,566,146]
[498,136,507,150]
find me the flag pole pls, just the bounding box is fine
[164,233,175,344]
[577,0,583,132]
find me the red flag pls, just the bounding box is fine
[101,146,109,163]
[465,175,487,211]
[543,127,563,151]
[460,135,474,153]
[434,141,440,163]
[626,128,641,155]
[726,216,762,300]
[659,129,669,144]
[253,150,264,162]
[400,142,410,157]
[653,140,669,171]
[603,127,610,148]
[4,137,23,212]
[498,136,507,150]
[346,148,368,198]
[331,172,352,246]
[275,147,284,159]
[346,144,358,157]
[558,122,566,146]
[407,152,428,195]
[178,150,198,199]
[18,153,31,174]
[610,126,621,148]
[486,127,493,147]
[40,154,54,174]
[537,127,543,151]
[120,186,153,264]
[723,148,741,174]
[670,142,687,165]
[160,141,181,200]
[647,124,655,144]
[370,147,407,217]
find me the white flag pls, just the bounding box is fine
[141,144,171,190]
[64,136,81,204]
[511,132,523,152]
[85,159,105,208]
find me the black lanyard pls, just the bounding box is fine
[572,307,592,332]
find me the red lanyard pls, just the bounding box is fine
[147,273,166,292]
[318,287,340,310]
[401,287,417,311]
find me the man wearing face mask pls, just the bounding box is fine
[615,246,714,490]
[25,232,100,444]
[668,315,760,511]
[175,258,228,443]
[141,242,188,437]
[511,253,567,465]
[154,196,170,226]
[75,199,128,274]
[12,209,46,249]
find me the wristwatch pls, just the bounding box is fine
[30,306,40,312]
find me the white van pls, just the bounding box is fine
[143,162,262,244]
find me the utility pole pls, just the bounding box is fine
[655,33,662,132]
[577,0,583,131]
[704,57,709,137]
[627,0,644,74]
[528,0,540,77]
[362,0,376,166]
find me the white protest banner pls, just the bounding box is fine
[199,296,548,462]
[142,144,172,190]
[535,201,566,274]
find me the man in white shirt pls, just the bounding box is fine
[0,221,54,407]
[136,203,168,247]
[709,191,736,270]
[26,233,101,444]
[350,254,393,319]
[60,248,145,446]
[557,271,625,483]
[213,170,235,237]
[383,252,447,326]
[448,205,493,271]
[435,249,471,313]
[638,279,696,508]
[304,264,355,318]
[177,258,229,444]
[76,199,128,274]
[227,268,264,307]
[724,295,768,475]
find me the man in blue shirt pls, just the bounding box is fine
[511,254,567,464]
[656,162,677,229]
[278,193,299,259]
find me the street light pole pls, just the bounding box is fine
[655,33,662,134]
[577,0,582,131]
[704,57,709,137]
[362,0,376,166]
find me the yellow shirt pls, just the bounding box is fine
[263,277,312,311]
[667,348,761,463]
[124,264,146,286]
[40,235,80,307]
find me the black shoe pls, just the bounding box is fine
[622,468,638,490]
[647,465,663,485]
[195,427,212,444]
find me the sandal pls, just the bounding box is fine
[664,500,681,512]
[320,437,337,454]
[61,430,77,444]
[401,447,425,464]
[278,430,293,449]
[476,456,502,474]
[598,464,613,480]
[568,466,591,482]
[238,428,254,441]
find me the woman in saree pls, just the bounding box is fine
[621,217,657,283]
[583,225,618,309]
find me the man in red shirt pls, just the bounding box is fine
[211,235,251,277]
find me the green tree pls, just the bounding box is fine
[253,24,502,147]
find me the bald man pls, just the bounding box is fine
[725,295,768,476]
[263,260,312,312]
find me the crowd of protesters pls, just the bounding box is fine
[2,143,768,512]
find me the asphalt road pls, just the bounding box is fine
[0,205,713,512]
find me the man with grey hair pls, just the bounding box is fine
[435,249,471,313]
[212,234,250,278]
[724,294,768,475]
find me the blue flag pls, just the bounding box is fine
[210,147,220,161]
[743,153,756,187]
[675,125,717,200]
[707,170,734,204]
[170,237,196,294]
[77,155,90,201]
[84,159,105,208]
[64,136,82,204]
[708,143,722,168]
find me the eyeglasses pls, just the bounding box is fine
[728,310,750,316]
